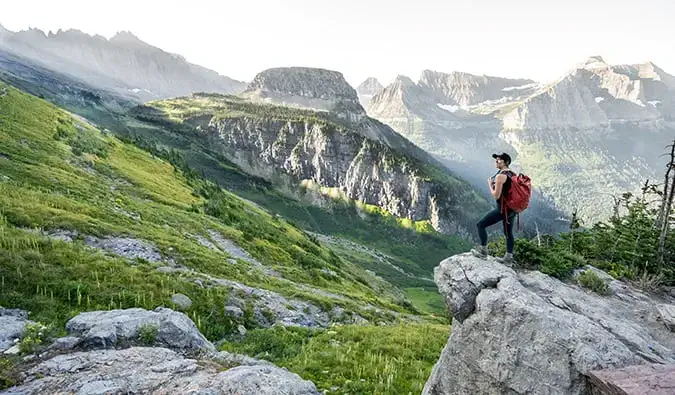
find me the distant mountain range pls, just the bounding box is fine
[363,56,675,223]
[0,24,245,101]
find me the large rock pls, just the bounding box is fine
[0,308,31,352]
[65,307,215,353]
[423,253,675,395]
[2,347,319,395]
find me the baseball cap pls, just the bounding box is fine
[492,152,512,165]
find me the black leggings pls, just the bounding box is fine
[477,206,516,253]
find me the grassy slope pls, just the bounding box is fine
[0,63,476,280]
[130,94,478,274]
[220,324,449,394]
[0,83,417,331]
[0,82,451,393]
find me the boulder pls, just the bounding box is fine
[65,307,214,353]
[0,308,31,352]
[423,253,675,395]
[170,293,193,310]
[2,347,319,394]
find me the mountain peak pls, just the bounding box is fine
[579,56,609,69]
[356,77,383,95]
[0,23,12,42]
[246,67,359,101]
[110,30,145,45]
[244,67,364,116]
[393,75,416,87]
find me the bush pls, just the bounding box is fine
[137,323,159,346]
[539,250,586,280]
[577,269,611,295]
[18,322,55,354]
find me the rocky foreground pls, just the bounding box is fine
[423,253,675,395]
[0,307,319,394]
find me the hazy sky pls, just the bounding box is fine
[2,0,673,87]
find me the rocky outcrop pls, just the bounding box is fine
[0,25,245,101]
[3,308,319,395]
[64,307,215,352]
[0,308,31,352]
[243,67,364,118]
[3,347,319,395]
[423,253,675,395]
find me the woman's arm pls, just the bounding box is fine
[489,174,507,199]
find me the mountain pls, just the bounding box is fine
[366,58,675,224]
[242,67,365,119]
[0,24,245,101]
[356,77,384,107]
[418,70,538,106]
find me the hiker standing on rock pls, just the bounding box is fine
[471,152,531,265]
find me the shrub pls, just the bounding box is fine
[577,269,611,295]
[137,323,159,346]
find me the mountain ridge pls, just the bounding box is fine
[0,25,246,101]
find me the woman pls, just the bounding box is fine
[470,152,517,265]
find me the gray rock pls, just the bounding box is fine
[207,230,281,277]
[170,293,192,310]
[3,345,20,355]
[208,350,271,368]
[237,324,247,336]
[0,308,30,352]
[423,253,675,395]
[48,336,81,351]
[657,303,675,332]
[206,275,331,328]
[224,306,244,319]
[65,307,214,353]
[83,235,165,263]
[46,229,79,242]
[2,347,319,395]
[211,365,320,395]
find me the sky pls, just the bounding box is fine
[1,0,673,87]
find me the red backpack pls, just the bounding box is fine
[500,171,532,229]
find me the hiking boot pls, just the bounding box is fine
[495,253,514,266]
[470,245,488,259]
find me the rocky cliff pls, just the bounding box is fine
[142,93,489,236]
[423,254,675,394]
[0,24,245,101]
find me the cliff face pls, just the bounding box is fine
[196,114,486,236]
[423,254,675,395]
